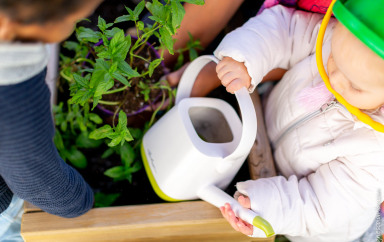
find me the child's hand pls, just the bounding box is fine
[219,195,253,236]
[216,57,251,94]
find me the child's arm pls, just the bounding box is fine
[230,152,384,238]
[214,5,336,93]
[0,70,94,218]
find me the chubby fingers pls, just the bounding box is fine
[225,79,249,94]
[220,203,253,235]
[238,195,251,209]
[216,57,251,93]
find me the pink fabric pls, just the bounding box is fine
[259,0,332,14]
[298,0,332,14]
[296,82,334,111]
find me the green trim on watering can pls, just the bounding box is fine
[333,0,384,59]
[140,143,182,202]
[253,216,275,237]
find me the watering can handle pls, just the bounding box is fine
[176,55,257,161]
[197,185,275,237]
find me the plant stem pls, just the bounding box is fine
[98,100,120,105]
[148,90,166,127]
[75,58,95,66]
[131,53,149,63]
[105,85,129,94]
[60,70,73,82]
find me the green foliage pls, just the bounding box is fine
[89,110,133,147]
[56,0,205,185]
[174,32,204,70]
[94,192,121,208]
[53,101,103,169]
[100,127,144,183]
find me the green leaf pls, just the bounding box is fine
[89,125,114,140]
[123,129,134,142]
[120,142,136,167]
[77,115,87,132]
[114,14,135,24]
[104,166,125,178]
[97,50,112,59]
[76,132,103,148]
[53,130,65,151]
[111,35,131,61]
[65,146,87,169]
[171,0,185,30]
[117,110,127,131]
[125,173,133,183]
[94,192,120,208]
[174,50,184,70]
[182,0,205,5]
[60,119,68,132]
[146,0,167,23]
[94,74,114,97]
[189,48,198,61]
[89,113,103,124]
[105,27,122,39]
[70,89,94,106]
[90,59,110,88]
[125,6,137,21]
[76,27,102,43]
[97,16,107,32]
[126,161,142,174]
[137,21,145,31]
[109,62,118,74]
[111,72,129,86]
[148,16,164,25]
[109,29,125,52]
[92,96,101,110]
[63,41,80,51]
[133,1,145,19]
[73,74,89,88]
[128,128,143,139]
[148,59,162,77]
[108,135,123,147]
[159,27,174,55]
[118,61,140,78]
[101,148,115,159]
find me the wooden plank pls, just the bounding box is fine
[23,202,41,213]
[21,201,274,241]
[247,91,277,180]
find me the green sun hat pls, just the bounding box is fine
[333,0,384,59]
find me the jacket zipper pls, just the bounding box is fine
[272,101,343,149]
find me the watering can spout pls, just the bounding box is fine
[197,185,275,238]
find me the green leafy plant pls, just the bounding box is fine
[53,101,103,169]
[55,0,205,208]
[174,32,204,70]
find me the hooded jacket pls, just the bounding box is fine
[214,5,384,242]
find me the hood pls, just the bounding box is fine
[0,42,48,86]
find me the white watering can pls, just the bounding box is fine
[140,55,274,237]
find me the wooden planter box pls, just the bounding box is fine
[21,92,276,242]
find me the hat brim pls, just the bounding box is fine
[333,1,384,59]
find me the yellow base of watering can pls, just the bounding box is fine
[141,55,274,237]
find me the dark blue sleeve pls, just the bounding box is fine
[0,70,94,218]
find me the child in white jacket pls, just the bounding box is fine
[214,4,384,242]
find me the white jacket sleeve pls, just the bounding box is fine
[214,5,335,92]
[236,152,384,238]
